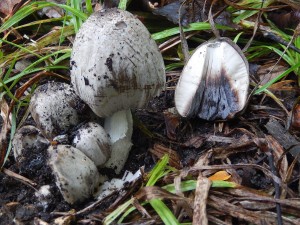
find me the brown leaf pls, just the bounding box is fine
[0,0,21,16]
[183,136,206,148]
[163,110,180,140]
[149,144,182,169]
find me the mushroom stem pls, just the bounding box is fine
[103,109,133,174]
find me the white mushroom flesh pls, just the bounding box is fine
[72,122,111,167]
[47,145,101,204]
[70,8,165,117]
[104,109,133,174]
[175,38,249,120]
[29,82,85,139]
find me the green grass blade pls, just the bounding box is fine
[146,154,169,186]
[254,61,300,94]
[103,198,135,225]
[149,199,180,225]
[152,23,232,40]
[85,0,93,15]
[1,108,16,169]
[0,1,87,33]
[163,180,237,193]
[118,0,128,10]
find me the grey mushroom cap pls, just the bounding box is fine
[175,38,249,120]
[47,145,101,204]
[72,122,111,167]
[70,8,165,118]
[29,82,85,139]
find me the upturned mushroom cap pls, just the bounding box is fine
[70,8,165,117]
[72,122,111,167]
[29,82,85,139]
[175,38,249,120]
[47,145,101,204]
[12,125,49,159]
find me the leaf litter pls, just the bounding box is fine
[0,0,300,224]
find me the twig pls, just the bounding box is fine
[267,150,283,225]
[1,167,37,190]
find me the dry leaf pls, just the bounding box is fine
[0,0,21,16]
[163,110,180,140]
[208,171,231,181]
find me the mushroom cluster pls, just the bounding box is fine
[13,8,165,204]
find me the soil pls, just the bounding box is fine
[2,89,298,224]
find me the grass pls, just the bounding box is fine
[1,0,300,223]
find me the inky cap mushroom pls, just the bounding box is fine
[72,122,111,167]
[70,8,165,117]
[175,38,249,120]
[47,145,101,204]
[29,82,85,139]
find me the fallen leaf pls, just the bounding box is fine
[163,110,180,140]
[0,0,21,16]
[209,171,231,181]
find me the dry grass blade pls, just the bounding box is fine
[0,96,11,168]
[193,175,211,225]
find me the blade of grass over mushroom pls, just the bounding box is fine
[118,0,130,10]
[151,23,232,40]
[85,0,93,15]
[0,1,87,34]
[68,0,84,32]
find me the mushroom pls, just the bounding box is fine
[72,122,111,167]
[47,145,101,204]
[29,82,86,139]
[175,38,249,120]
[12,125,49,160]
[70,8,165,173]
[70,8,165,117]
[103,109,133,174]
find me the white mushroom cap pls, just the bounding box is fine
[12,125,49,159]
[103,109,133,174]
[175,38,249,120]
[29,82,85,139]
[72,122,111,167]
[70,8,165,117]
[47,145,101,204]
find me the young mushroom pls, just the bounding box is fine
[70,8,165,173]
[47,145,101,204]
[29,82,86,139]
[175,38,249,120]
[72,122,111,167]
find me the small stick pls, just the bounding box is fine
[2,167,37,190]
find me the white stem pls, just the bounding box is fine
[104,109,133,174]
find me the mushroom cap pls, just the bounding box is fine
[70,8,165,117]
[29,82,85,139]
[175,38,249,120]
[47,145,101,204]
[12,125,49,160]
[72,122,111,167]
